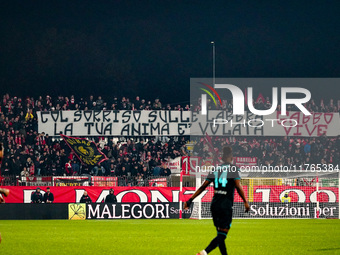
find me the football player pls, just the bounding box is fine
[184,146,249,255]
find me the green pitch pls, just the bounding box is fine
[0,219,339,255]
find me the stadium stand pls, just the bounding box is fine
[0,93,339,187]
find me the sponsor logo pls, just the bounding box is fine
[68,203,86,220]
[87,203,170,219]
[248,203,337,218]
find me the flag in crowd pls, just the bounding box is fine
[60,134,108,166]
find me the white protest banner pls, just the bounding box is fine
[37,110,340,137]
[190,111,340,137]
[37,110,191,136]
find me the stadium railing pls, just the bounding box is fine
[0,174,195,187]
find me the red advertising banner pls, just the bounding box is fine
[148,178,167,187]
[163,157,181,174]
[1,185,338,204]
[2,186,182,203]
[181,156,199,175]
[51,176,118,187]
[181,156,214,176]
[21,176,52,182]
[92,177,118,187]
[252,185,338,203]
[234,157,257,168]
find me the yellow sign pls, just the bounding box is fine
[68,203,86,220]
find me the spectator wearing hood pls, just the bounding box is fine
[105,189,117,204]
[31,187,43,203]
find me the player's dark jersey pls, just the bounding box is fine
[206,163,241,206]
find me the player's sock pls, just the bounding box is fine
[217,231,228,255]
[204,236,219,253]
[204,232,227,254]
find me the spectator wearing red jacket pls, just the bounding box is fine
[65,160,72,176]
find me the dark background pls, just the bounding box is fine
[1,1,339,105]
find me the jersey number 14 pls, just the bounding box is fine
[214,171,228,188]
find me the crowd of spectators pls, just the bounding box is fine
[194,135,340,171]
[0,93,189,185]
[2,93,338,114]
[0,131,187,179]
[0,93,339,182]
[1,93,190,113]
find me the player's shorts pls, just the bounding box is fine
[211,199,233,229]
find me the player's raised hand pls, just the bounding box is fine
[184,198,193,210]
[244,202,250,213]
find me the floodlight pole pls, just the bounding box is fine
[211,41,215,87]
